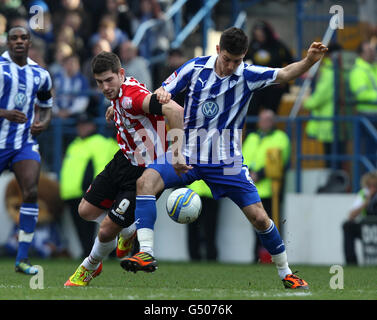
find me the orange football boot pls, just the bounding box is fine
[120,252,157,273]
[282,272,309,289]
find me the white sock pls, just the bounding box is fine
[271,251,292,280]
[120,222,137,239]
[137,228,154,256]
[82,237,116,270]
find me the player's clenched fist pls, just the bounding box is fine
[154,86,171,105]
[306,42,328,64]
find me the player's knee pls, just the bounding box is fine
[78,199,93,221]
[136,172,158,195]
[251,206,270,231]
[136,174,149,193]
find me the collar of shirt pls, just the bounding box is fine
[1,50,37,66]
[203,55,245,76]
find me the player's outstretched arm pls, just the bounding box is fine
[276,42,328,83]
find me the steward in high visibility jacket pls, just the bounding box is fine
[303,57,335,143]
[349,41,377,115]
[242,110,290,199]
[60,125,119,200]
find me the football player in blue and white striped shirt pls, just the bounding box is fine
[121,27,327,289]
[0,26,53,275]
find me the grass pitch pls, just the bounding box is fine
[0,257,376,300]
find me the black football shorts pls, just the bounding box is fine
[84,150,145,227]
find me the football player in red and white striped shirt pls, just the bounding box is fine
[64,51,187,286]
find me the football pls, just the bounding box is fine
[166,188,202,224]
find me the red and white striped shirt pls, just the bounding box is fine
[112,77,167,166]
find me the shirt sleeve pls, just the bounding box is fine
[162,58,196,97]
[36,70,53,108]
[123,79,151,115]
[244,64,281,92]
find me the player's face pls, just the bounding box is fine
[94,68,125,100]
[7,28,31,59]
[216,45,246,77]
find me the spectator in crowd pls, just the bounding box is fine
[118,40,152,90]
[242,109,291,263]
[49,41,74,75]
[55,23,86,65]
[52,0,92,54]
[303,43,343,168]
[0,0,27,23]
[62,0,83,11]
[342,171,377,265]
[105,0,136,39]
[134,0,173,60]
[349,40,377,167]
[28,1,55,63]
[60,113,119,257]
[0,13,7,54]
[89,14,129,52]
[154,48,187,102]
[82,38,112,89]
[245,20,293,130]
[52,54,90,119]
[81,38,112,118]
[349,40,377,115]
[187,180,219,261]
[28,41,47,68]
[60,10,87,61]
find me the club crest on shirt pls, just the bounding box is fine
[14,92,27,108]
[34,76,40,85]
[164,71,177,85]
[121,96,133,109]
[201,100,219,118]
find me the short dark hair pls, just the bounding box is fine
[7,25,30,40]
[91,51,121,75]
[219,27,248,55]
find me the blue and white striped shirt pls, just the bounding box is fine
[0,51,53,150]
[162,55,280,165]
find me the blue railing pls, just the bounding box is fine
[132,0,219,64]
[170,0,219,54]
[245,114,377,193]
